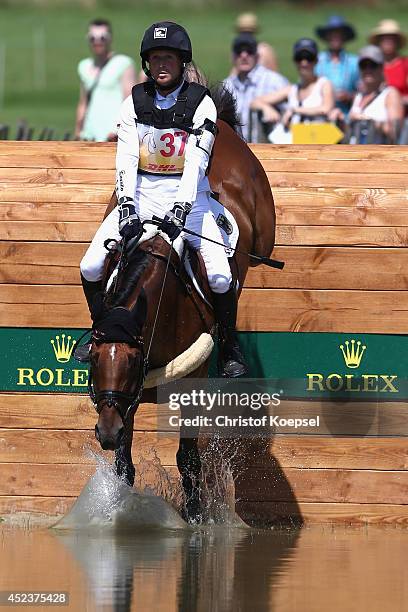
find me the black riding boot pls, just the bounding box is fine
[73,274,102,363]
[213,286,248,378]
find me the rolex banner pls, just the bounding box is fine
[1,328,407,398]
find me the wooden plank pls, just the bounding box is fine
[4,243,408,289]
[250,144,408,161]
[0,394,163,429]
[245,246,408,289]
[0,168,114,184]
[1,495,408,525]
[243,435,408,470]
[276,226,408,247]
[236,501,408,526]
[2,285,408,332]
[0,462,176,497]
[3,224,408,247]
[261,157,408,174]
[2,427,408,470]
[268,172,408,189]
[0,222,98,243]
[0,185,112,203]
[0,429,180,465]
[0,141,115,169]
[0,496,75,516]
[235,467,408,504]
[0,201,106,222]
[274,188,408,222]
[2,461,408,503]
[3,194,408,227]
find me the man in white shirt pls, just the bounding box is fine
[78,21,248,377]
[223,33,288,142]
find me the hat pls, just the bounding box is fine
[315,15,356,42]
[232,33,258,55]
[358,45,384,66]
[368,19,407,47]
[293,38,319,59]
[235,12,258,34]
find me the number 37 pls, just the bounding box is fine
[159,131,187,157]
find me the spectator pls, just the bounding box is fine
[315,15,359,115]
[369,19,408,109]
[349,45,403,141]
[235,12,278,71]
[251,38,335,143]
[75,19,136,141]
[223,33,288,142]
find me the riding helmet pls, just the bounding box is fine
[140,21,193,63]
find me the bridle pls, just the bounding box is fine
[88,332,148,424]
[88,234,173,424]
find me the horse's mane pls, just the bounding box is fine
[185,61,241,133]
[105,249,149,310]
[210,84,241,133]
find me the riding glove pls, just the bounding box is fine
[118,197,143,240]
[159,202,192,241]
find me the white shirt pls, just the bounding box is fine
[350,87,393,123]
[116,81,216,208]
[223,64,288,142]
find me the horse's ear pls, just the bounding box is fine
[131,288,147,331]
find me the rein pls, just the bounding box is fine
[90,238,174,424]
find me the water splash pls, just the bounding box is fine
[53,439,247,531]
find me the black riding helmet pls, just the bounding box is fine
[140,21,192,77]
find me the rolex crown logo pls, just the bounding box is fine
[339,339,366,369]
[51,334,76,363]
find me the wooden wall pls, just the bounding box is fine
[1,141,408,524]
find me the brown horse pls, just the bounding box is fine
[88,91,276,520]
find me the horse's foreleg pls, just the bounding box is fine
[177,398,202,521]
[177,435,201,522]
[115,413,135,487]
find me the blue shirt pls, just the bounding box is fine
[316,50,359,114]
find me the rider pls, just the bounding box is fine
[77,21,248,378]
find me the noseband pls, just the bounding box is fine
[88,334,148,423]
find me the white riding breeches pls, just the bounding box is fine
[80,191,232,294]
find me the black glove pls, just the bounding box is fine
[159,202,191,241]
[118,197,143,240]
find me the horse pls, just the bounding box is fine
[88,88,276,521]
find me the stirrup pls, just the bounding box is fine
[218,342,248,378]
[73,342,91,363]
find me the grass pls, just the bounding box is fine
[0,2,406,136]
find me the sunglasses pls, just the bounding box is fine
[87,33,111,43]
[235,46,256,56]
[359,60,380,70]
[294,52,316,63]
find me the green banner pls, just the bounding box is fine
[0,328,407,398]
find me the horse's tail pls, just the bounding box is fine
[210,84,241,133]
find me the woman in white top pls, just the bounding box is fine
[250,38,334,128]
[349,45,403,138]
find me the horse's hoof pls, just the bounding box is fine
[182,500,203,524]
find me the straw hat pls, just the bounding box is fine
[235,12,258,34]
[369,19,407,47]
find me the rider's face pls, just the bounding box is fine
[148,50,183,89]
